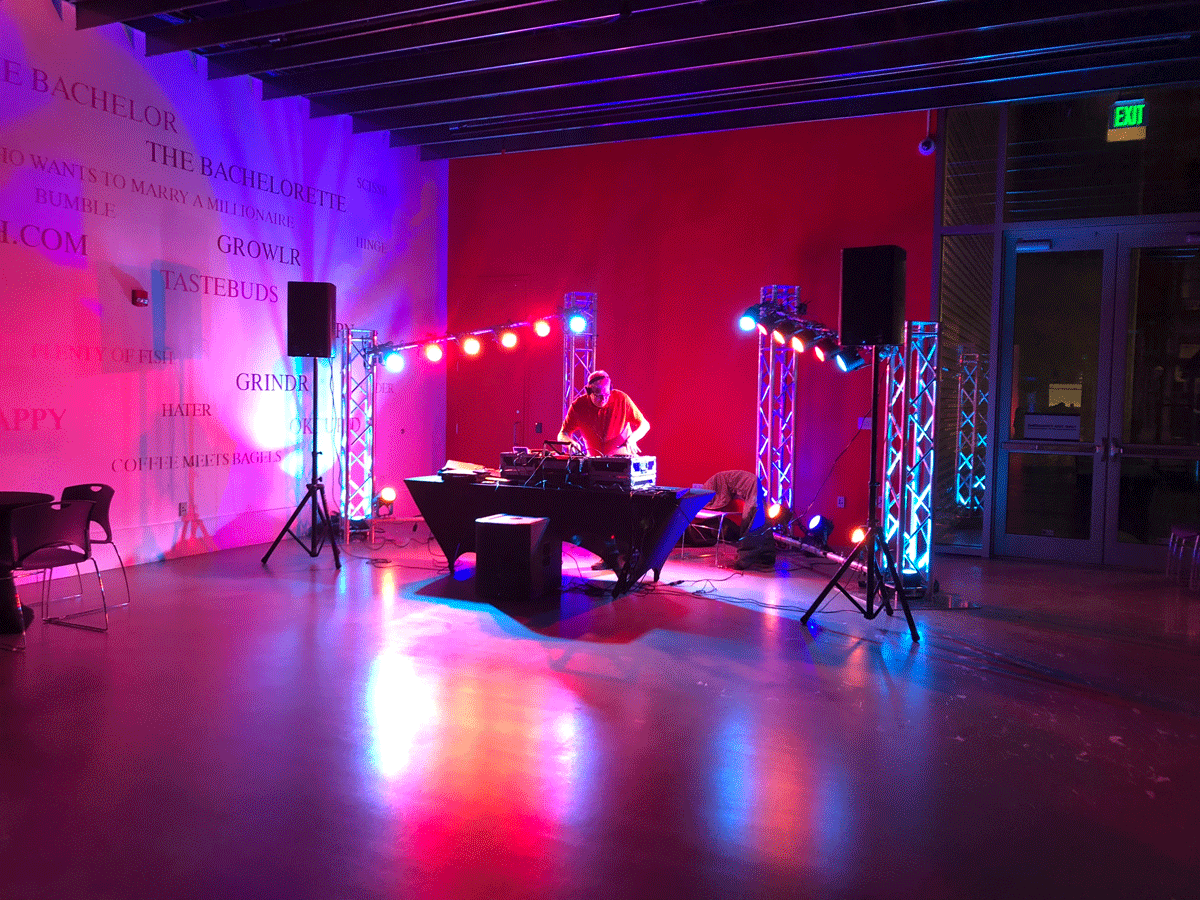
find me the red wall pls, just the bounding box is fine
[446,113,935,545]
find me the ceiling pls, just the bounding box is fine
[67,0,1200,160]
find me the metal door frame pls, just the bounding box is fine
[993,228,1119,563]
[1102,223,1200,568]
[995,222,1200,565]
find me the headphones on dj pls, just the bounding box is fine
[586,370,609,396]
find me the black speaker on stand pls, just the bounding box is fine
[839,245,905,348]
[262,282,341,568]
[801,245,918,641]
[800,345,918,642]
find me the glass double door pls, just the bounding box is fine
[996,224,1200,567]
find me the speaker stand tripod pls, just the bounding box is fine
[801,346,918,641]
[262,356,341,568]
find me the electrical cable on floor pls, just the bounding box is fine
[662,570,744,589]
[330,521,453,571]
[334,518,423,562]
[635,578,814,616]
[557,552,608,591]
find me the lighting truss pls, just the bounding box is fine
[903,322,938,578]
[955,348,988,510]
[338,306,567,532]
[883,322,938,585]
[883,344,907,566]
[385,315,552,360]
[339,325,377,544]
[756,285,799,516]
[337,302,573,540]
[561,292,597,419]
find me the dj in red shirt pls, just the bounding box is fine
[558,370,649,456]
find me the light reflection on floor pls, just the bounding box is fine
[4,524,1198,899]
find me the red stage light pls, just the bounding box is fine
[812,336,838,362]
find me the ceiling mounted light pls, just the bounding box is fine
[499,329,518,349]
[461,335,482,356]
[533,319,552,338]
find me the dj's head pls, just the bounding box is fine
[586,370,612,406]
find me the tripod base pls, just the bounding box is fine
[800,525,919,642]
[262,479,342,568]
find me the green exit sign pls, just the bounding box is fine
[1107,99,1146,142]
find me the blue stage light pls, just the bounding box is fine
[834,347,867,372]
[805,514,835,548]
[738,305,759,332]
[383,350,405,373]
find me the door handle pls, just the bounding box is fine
[1015,239,1053,253]
[1109,439,1123,459]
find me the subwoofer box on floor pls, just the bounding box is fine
[475,514,561,602]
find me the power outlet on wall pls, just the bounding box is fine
[837,496,846,508]
[179,502,188,517]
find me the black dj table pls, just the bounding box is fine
[405,476,714,595]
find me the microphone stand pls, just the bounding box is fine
[262,356,341,568]
[801,346,918,641]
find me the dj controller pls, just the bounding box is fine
[499,450,657,490]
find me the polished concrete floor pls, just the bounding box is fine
[2,522,1198,900]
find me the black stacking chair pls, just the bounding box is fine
[10,500,108,632]
[61,484,129,609]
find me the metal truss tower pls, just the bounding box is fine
[883,343,907,566]
[339,325,378,544]
[955,348,987,510]
[561,292,597,419]
[882,322,938,584]
[756,285,800,515]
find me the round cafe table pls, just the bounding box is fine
[0,491,55,634]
